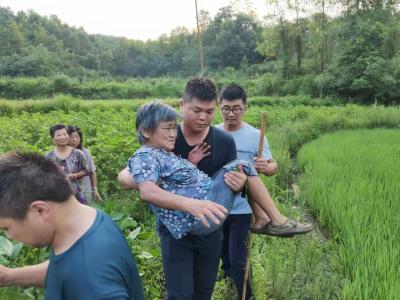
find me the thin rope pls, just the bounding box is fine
[195,0,205,77]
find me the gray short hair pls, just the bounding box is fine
[136,101,179,144]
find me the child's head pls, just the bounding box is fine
[136,101,179,150]
[0,152,73,247]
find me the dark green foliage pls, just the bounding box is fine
[323,9,400,104]
[1,98,400,299]
[1,5,400,103]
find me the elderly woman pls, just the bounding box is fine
[125,101,310,239]
[68,126,101,202]
[45,124,88,204]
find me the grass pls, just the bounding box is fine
[297,129,400,299]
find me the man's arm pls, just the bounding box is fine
[118,167,138,190]
[139,181,227,227]
[0,260,49,288]
[254,158,278,176]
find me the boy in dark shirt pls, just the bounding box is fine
[0,152,144,300]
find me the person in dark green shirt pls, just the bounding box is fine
[0,151,144,300]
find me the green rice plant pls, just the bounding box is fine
[297,129,400,299]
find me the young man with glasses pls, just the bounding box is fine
[217,84,313,299]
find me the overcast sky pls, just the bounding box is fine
[0,0,276,40]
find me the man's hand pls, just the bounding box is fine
[224,165,247,193]
[188,142,211,165]
[185,199,227,227]
[254,158,277,176]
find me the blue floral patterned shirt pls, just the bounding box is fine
[128,145,212,239]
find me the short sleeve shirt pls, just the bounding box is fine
[216,122,273,214]
[174,125,237,177]
[45,210,144,300]
[128,145,212,239]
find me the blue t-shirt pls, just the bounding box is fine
[128,145,212,239]
[45,210,144,300]
[216,122,273,214]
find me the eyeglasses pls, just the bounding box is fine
[221,106,244,114]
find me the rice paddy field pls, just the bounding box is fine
[297,129,400,299]
[0,96,399,299]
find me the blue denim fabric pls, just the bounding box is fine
[129,145,257,238]
[189,159,257,235]
[128,146,211,239]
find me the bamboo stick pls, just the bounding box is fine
[242,112,267,300]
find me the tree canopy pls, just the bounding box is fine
[0,3,400,103]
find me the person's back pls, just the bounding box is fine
[0,152,144,300]
[46,209,143,300]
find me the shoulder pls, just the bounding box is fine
[242,122,261,136]
[128,146,164,170]
[84,211,132,258]
[132,146,163,160]
[211,126,235,145]
[72,148,85,157]
[82,147,92,157]
[210,126,237,161]
[49,211,140,299]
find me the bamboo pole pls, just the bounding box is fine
[194,0,205,77]
[242,112,267,300]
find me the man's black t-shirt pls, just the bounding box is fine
[174,125,237,177]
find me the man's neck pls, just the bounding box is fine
[52,199,97,255]
[223,121,244,132]
[180,122,210,146]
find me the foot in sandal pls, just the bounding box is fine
[250,219,314,238]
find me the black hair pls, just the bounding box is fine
[68,126,83,149]
[0,152,74,220]
[49,124,67,138]
[219,84,247,105]
[183,77,218,103]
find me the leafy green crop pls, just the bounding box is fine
[0,98,400,299]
